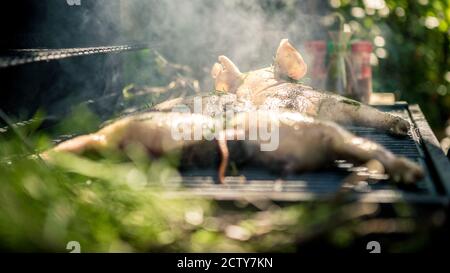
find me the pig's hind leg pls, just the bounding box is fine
[317,96,410,136]
[329,126,424,184]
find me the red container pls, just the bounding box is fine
[351,41,373,104]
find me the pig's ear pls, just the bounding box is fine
[274,39,307,81]
[210,55,243,93]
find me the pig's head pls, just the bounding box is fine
[210,39,307,97]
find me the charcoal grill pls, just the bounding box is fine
[1,42,449,206]
[44,93,450,206]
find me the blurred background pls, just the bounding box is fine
[328,0,450,153]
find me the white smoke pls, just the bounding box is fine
[118,0,327,86]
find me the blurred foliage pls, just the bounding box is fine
[0,137,345,252]
[328,0,450,138]
[0,108,439,252]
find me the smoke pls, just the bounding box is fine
[0,0,330,123]
[118,0,328,86]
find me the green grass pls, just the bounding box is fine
[0,135,350,252]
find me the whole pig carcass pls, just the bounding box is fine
[43,111,424,184]
[43,38,424,184]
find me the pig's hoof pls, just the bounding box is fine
[390,158,424,184]
[389,117,410,136]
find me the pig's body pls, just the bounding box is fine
[44,111,423,184]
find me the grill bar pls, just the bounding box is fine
[409,105,450,196]
[0,44,150,68]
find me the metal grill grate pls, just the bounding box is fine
[1,102,447,203]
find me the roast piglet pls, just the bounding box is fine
[210,39,411,136]
[43,111,424,184]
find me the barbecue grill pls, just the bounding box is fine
[1,44,450,206]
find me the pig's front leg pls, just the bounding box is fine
[317,96,411,136]
[41,118,132,159]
